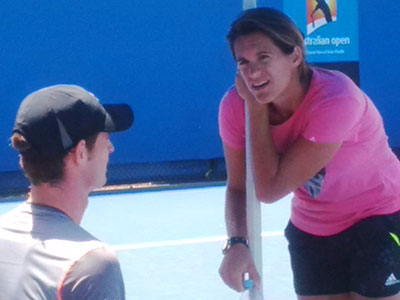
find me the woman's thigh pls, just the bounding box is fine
[285,212,400,298]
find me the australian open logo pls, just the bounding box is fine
[307,0,337,35]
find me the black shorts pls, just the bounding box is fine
[285,211,400,298]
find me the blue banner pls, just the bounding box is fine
[284,0,359,63]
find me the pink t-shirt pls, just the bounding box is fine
[219,68,400,236]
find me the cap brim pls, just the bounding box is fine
[103,104,134,132]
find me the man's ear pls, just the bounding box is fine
[69,140,88,165]
[291,46,303,68]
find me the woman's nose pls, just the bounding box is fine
[248,62,262,78]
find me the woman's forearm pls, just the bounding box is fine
[247,102,281,203]
[225,187,248,237]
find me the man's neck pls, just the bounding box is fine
[28,182,89,225]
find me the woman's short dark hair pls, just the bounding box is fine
[11,133,98,186]
[227,7,310,85]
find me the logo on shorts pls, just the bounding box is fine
[385,273,400,286]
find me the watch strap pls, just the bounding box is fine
[222,236,249,254]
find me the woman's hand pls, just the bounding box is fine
[219,243,261,292]
[235,72,258,104]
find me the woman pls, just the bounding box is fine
[218,8,400,300]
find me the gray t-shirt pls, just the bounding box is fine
[0,202,125,300]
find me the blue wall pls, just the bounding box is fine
[0,1,399,174]
[0,0,242,172]
[358,2,400,149]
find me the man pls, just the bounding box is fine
[0,85,134,299]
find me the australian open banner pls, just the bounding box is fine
[284,0,359,63]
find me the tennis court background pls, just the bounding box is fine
[0,0,399,196]
[0,185,296,299]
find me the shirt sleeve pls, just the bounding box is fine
[302,90,365,144]
[60,247,125,300]
[218,87,246,150]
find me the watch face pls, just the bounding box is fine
[222,237,248,254]
[222,239,230,254]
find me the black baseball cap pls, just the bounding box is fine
[12,85,134,156]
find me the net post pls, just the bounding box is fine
[243,0,257,10]
[245,105,263,299]
[243,1,263,297]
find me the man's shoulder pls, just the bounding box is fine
[42,224,105,261]
[80,246,120,266]
[60,246,125,300]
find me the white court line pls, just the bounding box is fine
[111,230,284,252]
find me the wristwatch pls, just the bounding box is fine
[222,236,249,254]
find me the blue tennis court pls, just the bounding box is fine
[0,185,295,300]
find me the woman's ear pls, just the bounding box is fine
[291,46,303,67]
[19,155,24,169]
